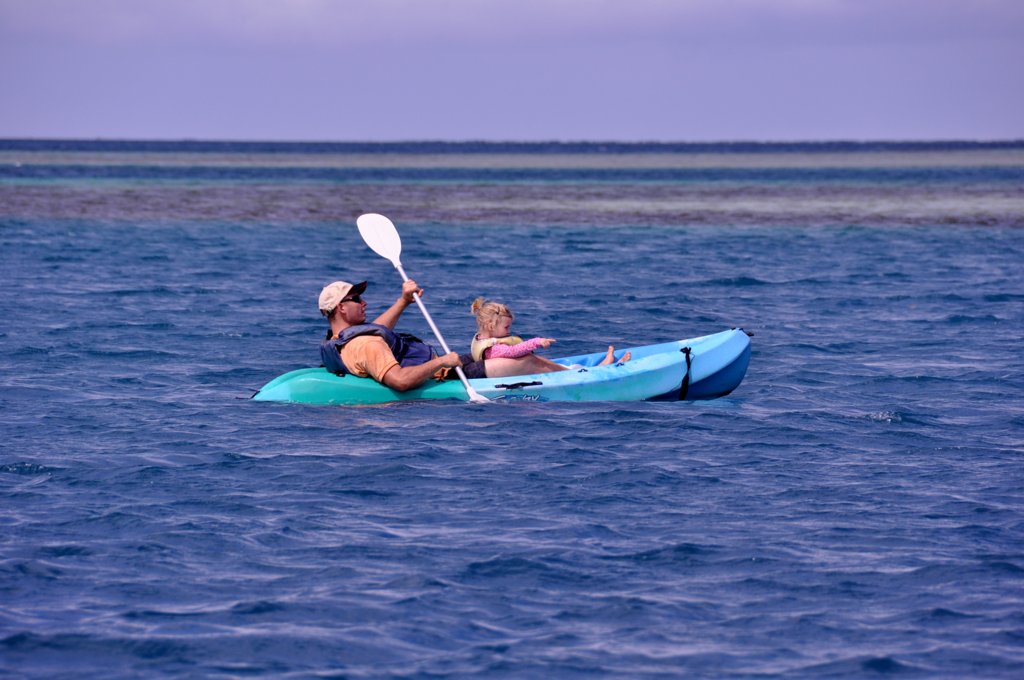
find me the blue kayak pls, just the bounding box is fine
[252,328,751,405]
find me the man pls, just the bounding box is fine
[319,279,563,391]
[319,279,470,391]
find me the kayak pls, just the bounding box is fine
[252,328,750,406]
[252,328,750,405]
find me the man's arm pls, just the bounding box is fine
[372,280,422,329]
[380,352,461,392]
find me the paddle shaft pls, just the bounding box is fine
[393,263,479,398]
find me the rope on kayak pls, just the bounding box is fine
[679,347,693,400]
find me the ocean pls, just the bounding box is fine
[1,140,1022,678]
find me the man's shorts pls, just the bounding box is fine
[458,353,487,379]
[437,353,487,381]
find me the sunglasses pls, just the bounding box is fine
[340,294,363,304]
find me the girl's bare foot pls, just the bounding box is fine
[598,346,631,365]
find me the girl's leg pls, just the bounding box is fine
[483,354,568,378]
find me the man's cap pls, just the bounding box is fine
[318,280,367,315]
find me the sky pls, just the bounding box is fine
[1,0,1022,142]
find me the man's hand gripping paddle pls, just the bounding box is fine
[356,213,489,403]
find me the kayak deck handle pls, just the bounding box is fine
[679,347,693,400]
[494,380,544,390]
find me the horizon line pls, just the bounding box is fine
[3,137,1023,147]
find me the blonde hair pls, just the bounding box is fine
[471,297,514,333]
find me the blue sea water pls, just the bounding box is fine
[1,140,1023,678]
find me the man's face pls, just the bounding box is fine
[337,296,367,324]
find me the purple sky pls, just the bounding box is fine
[2,0,1022,141]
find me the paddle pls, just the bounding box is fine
[356,213,489,403]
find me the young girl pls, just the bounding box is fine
[470,298,628,372]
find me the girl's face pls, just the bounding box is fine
[492,315,513,337]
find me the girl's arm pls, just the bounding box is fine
[485,337,554,359]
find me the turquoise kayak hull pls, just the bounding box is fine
[252,328,751,405]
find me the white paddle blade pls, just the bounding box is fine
[465,384,490,403]
[356,213,402,267]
